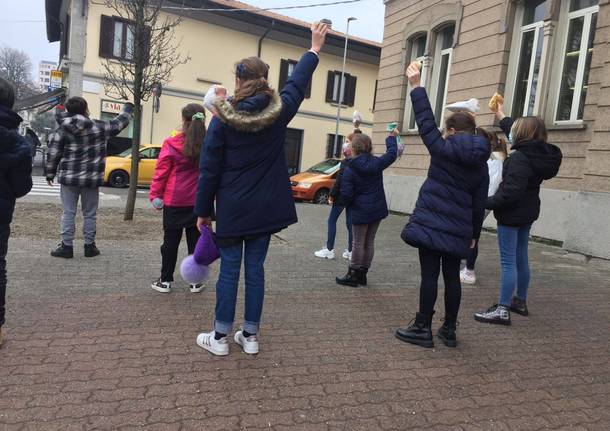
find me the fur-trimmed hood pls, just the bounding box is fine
[213,92,282,133]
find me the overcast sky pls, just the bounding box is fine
[0,0,384,80]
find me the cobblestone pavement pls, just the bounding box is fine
[1,203,609,430]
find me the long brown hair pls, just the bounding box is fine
[232,57,274,107]
[181,103,206,164]
[476,127,508,159]
[511,116,548,145]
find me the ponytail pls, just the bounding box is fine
[181,103,206,164]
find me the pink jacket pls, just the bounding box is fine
[150,132,199,207]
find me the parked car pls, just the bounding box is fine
[290,158,341,204]
[104,145,162,187]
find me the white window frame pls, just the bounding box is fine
[553,3,599,124]
[403,34,428,131]
[429,32,453,128]
[516,21,545,116]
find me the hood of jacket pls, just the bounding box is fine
[0,106,30,169]
[213,92,282,133]
[348,153,383,177]
[58,112,97,136]
[445,132,491,166]
[165,131,185,153]
[514,140,563,180]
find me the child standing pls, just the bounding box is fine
[335,131,398,287]
[314,131,359,261]
[395,63,490,348]
[0,78,33,346]
[460,133,508,284]
[474,104,562,325]
[150,104,206,294]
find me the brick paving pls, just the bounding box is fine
[1,203,609,430]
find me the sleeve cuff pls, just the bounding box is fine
[308,49,320,57]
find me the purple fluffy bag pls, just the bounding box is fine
[179,227,219,284]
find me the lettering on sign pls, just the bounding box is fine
[50,70,63,89]
[101,100,125,114]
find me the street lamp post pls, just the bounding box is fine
[333,17,357,153]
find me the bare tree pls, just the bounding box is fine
[101,0,190,221]
[0,46,37,100]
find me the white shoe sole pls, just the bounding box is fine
[314,254,335,260]
[151,284,171,293]
[460,278,476,285]
[190,284,205,293]
[234,332,259,355]
[196,334,229,356]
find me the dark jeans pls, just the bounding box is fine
[0,225,9,327]
[418,247,462,318]
[215,235,271,335]
[351,221,381,270]
[326,204,353,252]
[161,227,200,282]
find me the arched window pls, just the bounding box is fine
[403,33,428,130]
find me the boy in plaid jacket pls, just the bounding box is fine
[46,97,133,258]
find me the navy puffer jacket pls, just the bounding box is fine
[401,87,490,258]
[195,51,318,239]
[340,136,398,225]
[0,105,33,226]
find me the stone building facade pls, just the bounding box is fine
[374,0,610,258]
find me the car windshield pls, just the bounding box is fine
[307,159,340,174]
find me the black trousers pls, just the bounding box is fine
[161,226,200,282]
[0,224,9,327]
[418,247,462,318]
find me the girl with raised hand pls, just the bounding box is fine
[474,103,562,325]
[395,62,490,348]
[194,22,329,356]
[149,103,206,294]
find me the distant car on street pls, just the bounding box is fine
[104,145,162,187]
[290,158,341,205]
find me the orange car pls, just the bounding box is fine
[290,158,342,204]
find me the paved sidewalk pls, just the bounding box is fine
[1,203,609,430]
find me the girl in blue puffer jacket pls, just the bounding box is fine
[395,63,490,349]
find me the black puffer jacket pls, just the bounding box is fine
[487,117,563,226]
[0,105,33,225]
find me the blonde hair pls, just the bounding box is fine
[511,116,548,144]
[351,133,373,155]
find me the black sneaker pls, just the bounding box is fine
[51,242,73,259]
[474,304,511,325]
[151,279,171,293]
[510,297,529,316]
[336,267,360,287]
[84,242,100,258]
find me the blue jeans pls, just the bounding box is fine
[326,204,353,252]
[214,235,271,335]
[497,224,531,306]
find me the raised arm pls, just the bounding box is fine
[378,134,399,170]
[195,118,225,219]
[103,103,134,138]
[279,22,328,125]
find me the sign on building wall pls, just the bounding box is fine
[101,100,126,114]
[49,70,63,90]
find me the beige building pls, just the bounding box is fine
[44,0,381,174]
[375,0,610,258]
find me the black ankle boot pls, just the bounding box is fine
[437,314,457,348]
[357,268,368,286]
[84,242,100,258]
[395,312,434,348]
[336,267,359,287]
[51,242,73,259]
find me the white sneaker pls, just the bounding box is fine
[342,250,352,260]
[151,279,171,293]
[196,331,229,356]
[460,268,476,285]
[314,248,335,259]
[234,330,259,355]
[190,282,206,293]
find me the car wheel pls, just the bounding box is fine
[109,170,129,188]
[314,188,330,205]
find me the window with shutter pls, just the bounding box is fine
[326,71,356,105]
[279,59,311,98]
[99,15,143,62]
[99,15,114,58]
[346,75,357,107]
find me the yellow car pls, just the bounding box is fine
[104,145,162,187]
